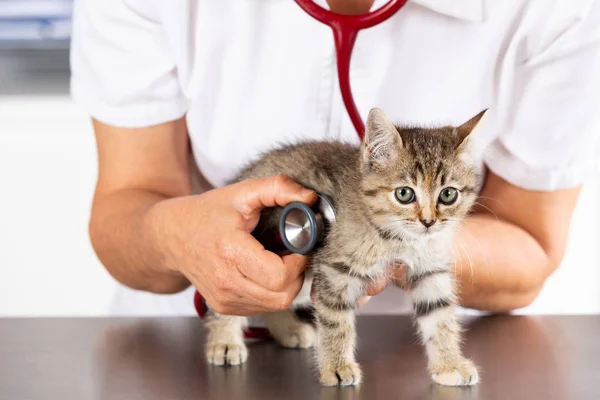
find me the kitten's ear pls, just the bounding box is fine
[454,109,487,147]
[362,108,402,168]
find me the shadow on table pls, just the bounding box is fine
[91,316,567,400]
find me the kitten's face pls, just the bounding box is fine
[360,109,484,240]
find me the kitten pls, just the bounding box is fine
[204,108,484,387]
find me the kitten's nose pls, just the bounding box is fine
[420,218,437,228]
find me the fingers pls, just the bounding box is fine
[355,296,372,308]
[392,262,409,290]
[358,272,390,308]
[281,253,310,279]
[364,262,407,295]
[366,275,389,296]
[210,271,305,316]
[232,175,317,216]
[310,272,389,309]
[240,272,305,313]
[230,231,308,292]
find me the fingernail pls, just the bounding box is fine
[300,188,315,197]
[356,296,371,308]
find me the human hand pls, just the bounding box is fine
[148,175,318,316]
[355,263,407,307]
[310,262,406,308]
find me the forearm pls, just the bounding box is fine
[453,213,552,312]
[89,188,190,294]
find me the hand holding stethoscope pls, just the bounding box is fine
[194,0,408,337]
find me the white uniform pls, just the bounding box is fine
[70,0,600,316]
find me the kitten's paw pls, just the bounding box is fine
[273,323,315,349]
[431,360,479,386]
[205,342,248,366]
[319,361,362,386]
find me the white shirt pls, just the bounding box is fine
[71,0,600,316]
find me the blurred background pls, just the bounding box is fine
[0,0,599,316]
[0,0,114,316]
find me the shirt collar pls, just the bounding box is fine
[407,0,484,22]
[312,0,485,22]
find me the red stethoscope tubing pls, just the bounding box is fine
[194,0,408,340]
[295,0,408,139]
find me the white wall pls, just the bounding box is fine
[519,180,600,315]
[0,49,116,316]
[0,50,599,316]
[0,94,117,316]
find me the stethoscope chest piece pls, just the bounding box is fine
[279,193,336,254]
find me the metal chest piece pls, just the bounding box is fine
[279,193,336,255]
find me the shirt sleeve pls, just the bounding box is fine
[70,0,188,128]
[484,1,600,191]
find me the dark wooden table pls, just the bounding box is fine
[0,316,598,399]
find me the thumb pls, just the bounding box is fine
[233,175,317,216]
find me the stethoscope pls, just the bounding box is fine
[194,0,408,338]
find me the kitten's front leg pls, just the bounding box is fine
[408,268,479,386]
[204,311,248,366]
[262,308,316,349]
[312,269,362,386]
[262,270,316,349]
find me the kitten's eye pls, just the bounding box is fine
[395,187,415,204]
[439,187,458,205]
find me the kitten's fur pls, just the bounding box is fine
[204,108,484,386]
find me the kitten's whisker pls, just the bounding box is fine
[454,225,490,275]
[384,219,413,224]
[444,217,478,225]
[462,219,485,225]
[454,235,475,284]
[473,201,500,222]
[475,195,507,208]
[451,243,465,280]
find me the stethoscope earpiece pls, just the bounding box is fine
[279,193,336,254]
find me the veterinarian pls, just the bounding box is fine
[71,0,600,316]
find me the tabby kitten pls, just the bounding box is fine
[204,108,484,387]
